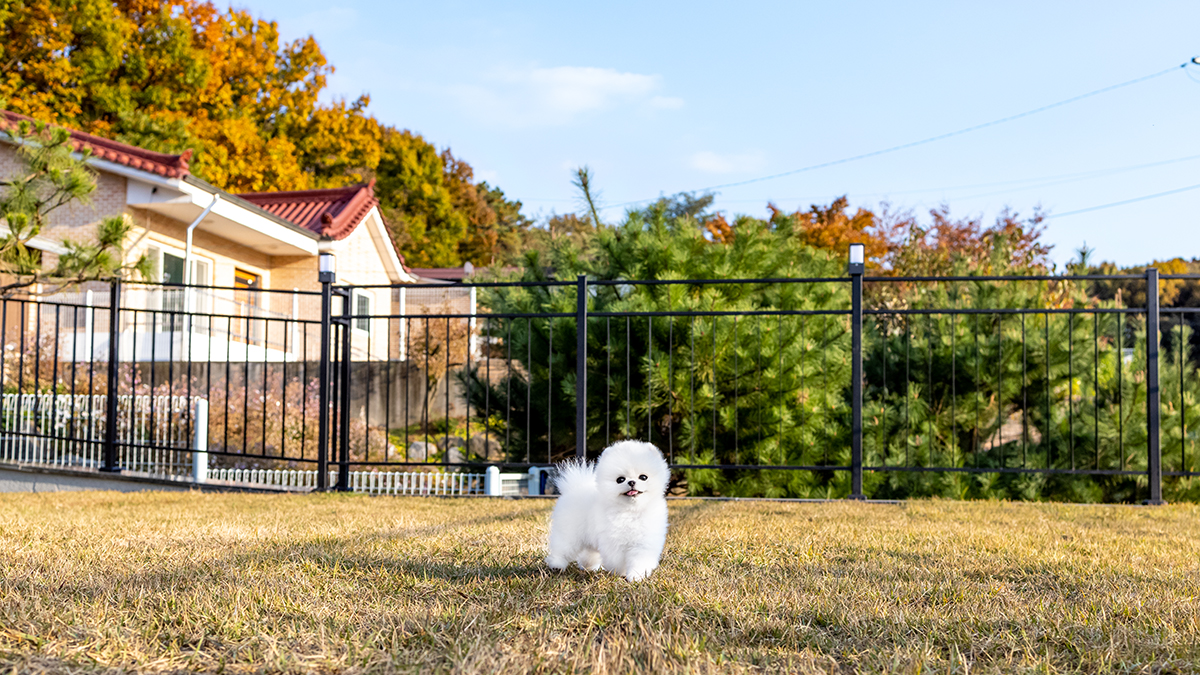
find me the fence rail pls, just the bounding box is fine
[3,269,1198,501]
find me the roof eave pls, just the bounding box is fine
[183,175,320,242]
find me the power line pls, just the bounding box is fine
[951,154,1200,201]
[604,59,1193,211]
[707,152,1200,205]
[1045,182,1200,219]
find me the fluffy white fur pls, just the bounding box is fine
[544,440,670,582]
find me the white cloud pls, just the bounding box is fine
[449,66,681,126]
[527,67,657,115]
[690,150,767,174]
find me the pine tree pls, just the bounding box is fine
[0,120,150,293]
[464,204,854,497]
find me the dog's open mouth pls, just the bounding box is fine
[623,489,641,497]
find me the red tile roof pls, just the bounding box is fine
[236,180,379,241]
[1,109,384,247]
[0,110,191,178]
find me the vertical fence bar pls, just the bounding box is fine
[848,245,864,499]
[338,289,352,491]
[102,279,122,473]
[575,274,587,459]
[1145,267,1164,504]
[0,299,6,460]
[1180,310,1187,475]
[1117,311,1124,469]
[316,272,333,490]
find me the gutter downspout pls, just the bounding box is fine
[183,194,220,359]
[184,194,221,286]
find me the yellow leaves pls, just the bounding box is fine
[295,100,384,188]
[5,0,516,269]
[1154,258,1190,306]
[189,116,307,193]
[0,0,89,121]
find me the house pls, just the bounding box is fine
[0,110,417,362]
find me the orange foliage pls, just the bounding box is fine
[758,195,1052,279]
[703,213,735,244]
[0,0,523,267]
[890,206,1051,276]
[767,196,902,270]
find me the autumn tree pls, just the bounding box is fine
[1,0,530,268]
[771,196,902,268]
[886,205,1052,276]
[483,182,535,265]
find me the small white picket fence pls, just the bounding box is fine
[205,466,539,496]
[0,393,199,477]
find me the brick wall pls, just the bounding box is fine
[128,206,272,285]
[0,142,127,248]
[5,140,410,363]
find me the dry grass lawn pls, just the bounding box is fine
[0,492,1198,674]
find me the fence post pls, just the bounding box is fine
[316,259,335,491]
[337,288,352,491]
[576,274,588,460]
[848,244,865,499]
[101,278,122,473]
[1145,267,1165,505]
[192,398,209,483]
[486,465,501,496]
[527,466,542,496]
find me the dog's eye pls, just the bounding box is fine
[639,474,648,481]
[616,476,625,484]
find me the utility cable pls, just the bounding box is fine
[605,60,1194,211]
[1045,182,1200,219]
[709,152,1200,204]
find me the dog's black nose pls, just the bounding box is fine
[627,480,637,488]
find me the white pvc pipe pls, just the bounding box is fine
[183,194,220,359]
[486,465,501,496]
[192,398,209,483]
[183,194,220,287]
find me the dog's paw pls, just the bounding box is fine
[624,566,655,582]
[545,555,568,570]
[577,550,602,571]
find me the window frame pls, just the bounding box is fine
[145,242,212,286]
[353,291,372,333]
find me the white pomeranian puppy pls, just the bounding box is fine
[544,440,670,582]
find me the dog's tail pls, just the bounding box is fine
[552,458,595,497]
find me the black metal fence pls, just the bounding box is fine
[2,269,1197,501]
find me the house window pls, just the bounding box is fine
[354,292,371,332]
[146,245,210,286]
[162,251,185,285]
[233,268,261,291]
[145,244,211,331]
[233,268,263,311]
[233,268,263,344]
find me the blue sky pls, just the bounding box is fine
[243,0,1200,267]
